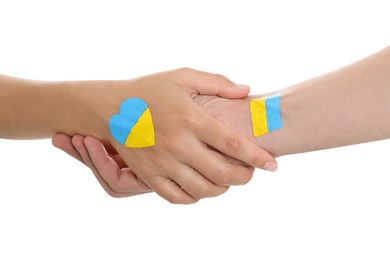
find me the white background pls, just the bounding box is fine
[1,0,390,259]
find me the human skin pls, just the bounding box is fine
[54,45,390,198]
[199,45,390,157]
[0,68,277,204]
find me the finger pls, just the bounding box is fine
[52,133,83,162]
[71,135,94,168]
[198,116,278,172]
[147,175,198,204]
[71,135,127,197]
[72,135,140,198]
[167,161,229,200]
[84,136,152,195]
[185,140,255,186]
[174,67,250,98]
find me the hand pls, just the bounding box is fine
[194,95,257,146]
[56,68,277,204]
[193,94,280,157]
[52,134,152,198]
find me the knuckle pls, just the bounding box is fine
[157,186,184,204]
[240,169,254,185]
[219,186,230,196]
[210,186,229,198]
[214,169,231,186]
[165,192,196,205]
[173,67,193,80]
[158,135,179,152]
[163,138,186,155]
[192,186,210,200]
[205,186,229,199]
[214,73,231,86]
[177,67,193,74]
[208,108,223,121]
[166,193,182,204]
[223,135,241,154]
[182,113,203,131]
[247,154,262,167]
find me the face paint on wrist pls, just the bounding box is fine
[250,94,282,137]
[109,98,155,148]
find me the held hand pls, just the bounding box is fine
[52,132,249,198]
[57,68,277,203]
[52,134,152,198]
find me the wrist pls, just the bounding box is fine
[249,93,285,158]
[49,79,132,140]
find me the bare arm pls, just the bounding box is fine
[0,75,89,139]
[263,45,390,156]
[196,45,390,157]
[0,75,128,140]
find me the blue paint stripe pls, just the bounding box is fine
[109,98,147,144]
[265,95,282,132]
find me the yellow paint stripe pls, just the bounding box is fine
[250,99,268,137]
[124,108,155,148]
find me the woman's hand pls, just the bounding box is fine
[52,134,152,198]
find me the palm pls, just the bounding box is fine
[52,134,152,197]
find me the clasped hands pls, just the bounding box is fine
[52,68,277,204]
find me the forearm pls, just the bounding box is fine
[0,75,123,140]
[257,46,390,157]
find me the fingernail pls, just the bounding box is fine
[235,84,250,89]
[264,162,278,172]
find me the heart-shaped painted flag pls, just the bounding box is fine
[109,98,155,148]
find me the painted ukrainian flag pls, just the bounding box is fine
[250,94,282,137]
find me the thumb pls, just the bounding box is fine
[175,68,250,99]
